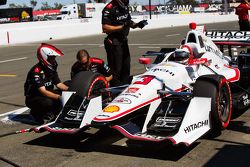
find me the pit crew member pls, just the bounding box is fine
[102,0,148,86]
[71,49,113,82]
[24,43,68,124]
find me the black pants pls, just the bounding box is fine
[239,20,250,31]
[25,96,62,121]
[104,37,131,87]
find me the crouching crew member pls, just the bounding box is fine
[24,43,68,124]
[71,49,113,82]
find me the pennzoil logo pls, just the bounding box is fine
[103,105,120,113]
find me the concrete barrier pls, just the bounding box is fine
[0,13,238,46]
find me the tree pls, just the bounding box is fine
[30,0,37,9]
[41,2,52,10]
[201,0,213,3]
[22,3,29,8]
[54,2,63,9]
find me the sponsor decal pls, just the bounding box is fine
[103,105,120,113]
[136,132,166,140]
[150,68,175,76]
[44,81,52,87]
[113,97,132,104]
[134,75,155,85]
[120,93,139,98]
[204,45,222,57]
[242,94,250,106]
[117,14,129,20]
[205,31,250,41]
[65,109,85,121]
[154,117,182,128]
[184,120,208,133]
[125,87,139,93]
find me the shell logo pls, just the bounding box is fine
[103,105,120,113]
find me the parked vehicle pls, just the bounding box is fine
[56,3,105,20]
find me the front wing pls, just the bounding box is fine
[34,94,212,146]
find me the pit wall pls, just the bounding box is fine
[0,13,238,46]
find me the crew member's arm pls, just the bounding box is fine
[102,62,113,82]
[38,86,61,100]
[102,24,124,34]
[102,4,124,34]
[53,72,68,91]
[56,83,68,91]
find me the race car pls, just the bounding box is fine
[34,23,250,146]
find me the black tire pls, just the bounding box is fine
[68,71,108,98]
[193,76,232,133]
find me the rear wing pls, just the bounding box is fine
[205,30,250,56]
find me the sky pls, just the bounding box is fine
[1,0,162,9]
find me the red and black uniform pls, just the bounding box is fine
[102,1,131,86]
[24,63,62,123]
[71,57,112,78]
[236,3,250,31]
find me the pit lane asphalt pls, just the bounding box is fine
[0,21,250,167]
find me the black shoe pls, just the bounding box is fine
[43,112,56,124]
[30,110,44,125]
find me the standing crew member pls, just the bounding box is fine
[24,43,68,124]
[102,0,148,86]
[71,49,113,82]
[235,0,250,31]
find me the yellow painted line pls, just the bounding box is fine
[0,74,17,77]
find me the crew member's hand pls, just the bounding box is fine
[123,20,133,28]
[58,95,62,102]
[137,20,148,29]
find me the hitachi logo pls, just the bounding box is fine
[184,120,208,133]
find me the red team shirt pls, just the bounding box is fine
[236,3,250,20]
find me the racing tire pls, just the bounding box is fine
[68,71,108,98]
[193,75,232,134]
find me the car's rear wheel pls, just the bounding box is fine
[68,71,108,98]
[193,76,232,133]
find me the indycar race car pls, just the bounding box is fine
[34,23,250,146]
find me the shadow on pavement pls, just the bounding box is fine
[203,144,250,167]
[227,121,250,134]
[76,128,199,161]
[25,127,199,161]
[2,113,39,126]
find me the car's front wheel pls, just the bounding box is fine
[193,75,232,133]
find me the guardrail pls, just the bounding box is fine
[0,13,238,46]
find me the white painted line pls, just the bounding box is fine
[0,107,29,117]
[0,107,29,124]
[165,33,180,37]
[0,57,28,64]
[138,46,161,49]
